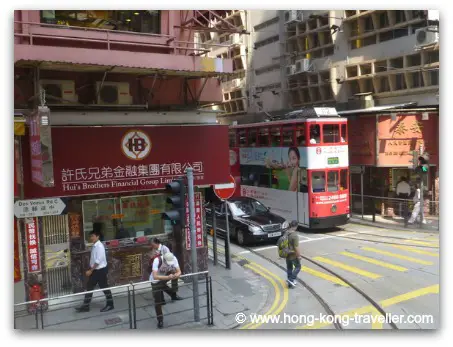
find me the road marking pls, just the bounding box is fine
[301,266,349,287]
[362,247,433,265]
[340,251,408,272]
[391,245,439,257]
[254,245,279,252]
[312,256,382,279]
[299,284,439,329]
[402,240,439,247]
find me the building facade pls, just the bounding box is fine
[14,10,234,301]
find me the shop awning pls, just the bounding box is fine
[337,102,417,115]
[15,45,234,78]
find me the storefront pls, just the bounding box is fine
[20,123,230,296]
[347,110,439,216]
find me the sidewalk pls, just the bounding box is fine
[350,214,439,233]
[14,258,272,330]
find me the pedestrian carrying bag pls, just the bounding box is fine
[277,233,291,258]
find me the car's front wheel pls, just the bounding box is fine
[237,229,246,246]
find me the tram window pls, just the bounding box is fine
[258,127,270,146]
[248,129,258,147]
[327,171,339,192]
[311,171,326,193]
[323,124,340,143]
[270,127,281,146]
[238,129,247,147]
[341,124,347,143]
[340,169,348,190]
[309,124,321,144]
[229,130,237,147]
[296,125,306,145]
[282,126,294,146]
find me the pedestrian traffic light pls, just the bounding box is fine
[415,152,430,175]
[161,178,186,226]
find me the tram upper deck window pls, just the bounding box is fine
[282,126,294,146]
[323,124,340,143]
[341,123,347,143]
[311,171,326,193]
[258,127,270,146]
[248,128,258,147]
[296,125,306,145]
[238,129,247,147]
[229,130,237,147]
[270,127,281,146]
[309,124,321,144]
[327,171,339,192]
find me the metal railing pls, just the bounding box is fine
[350,193,439,230]
[14,21,233,57]
[14,271,213,330]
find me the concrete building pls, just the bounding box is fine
[14,10,235,302]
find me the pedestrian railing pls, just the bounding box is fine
[14,271,213,330]
[349,194,439,230]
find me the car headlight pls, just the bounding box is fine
[249,225,261,233]
[282,221,289,229]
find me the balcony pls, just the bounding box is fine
[14,21,233,77]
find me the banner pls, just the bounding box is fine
[25,218,41,273]
[185,192,203,250]
[24,125,230,198]
[14,219,21,282]
[29,106,54,187]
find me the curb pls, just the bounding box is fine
[349,218,439,234]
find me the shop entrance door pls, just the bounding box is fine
[42,215,72,297]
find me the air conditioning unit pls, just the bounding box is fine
[295,59,313,73]
[286,64,297,76]
[96,82,132,105]
[415,26,439,48]
[39,80,78,104]
[285,10,302,24]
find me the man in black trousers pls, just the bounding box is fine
[75,230,114,312]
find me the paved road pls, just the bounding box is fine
[208,222,440,329]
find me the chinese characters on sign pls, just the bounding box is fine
[26,218,41,273]
[60,162,205,192]
[185,192,204,250]
[120,254,143,279]
[14,198,66,219]
[314,193,348,205]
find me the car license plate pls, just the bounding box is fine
[268,232,281,238]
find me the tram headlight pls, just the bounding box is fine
[282,221,289,229]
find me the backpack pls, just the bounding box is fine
[277,232,291,258]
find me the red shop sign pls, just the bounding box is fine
[25,218,41,273]
[23,125,230,198]
[185,192,204,250]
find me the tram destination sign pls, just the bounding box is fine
[14,198,66,219]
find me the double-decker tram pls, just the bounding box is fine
[228,108,349,229]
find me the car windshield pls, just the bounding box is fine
[229,200,268,217]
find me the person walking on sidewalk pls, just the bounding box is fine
[408,183,427,225]
[75,230,114,313]
[277,220,301,288]
[396,176,411,218]
[150,252,182,329]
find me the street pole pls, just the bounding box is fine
[186,168,199,322]
[361,166,364,219]
[224,200,231,269]
[212,205,218,266]
[419,176,424,228]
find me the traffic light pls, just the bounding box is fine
[161,178,186,226]
[415,152,430,175]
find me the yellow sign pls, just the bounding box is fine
[14,121,25,136]
[111,214,124,219]
[150,209,161,215]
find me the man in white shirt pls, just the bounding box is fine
[75,230,114,313]
[149,238,182,301]
[408,184,427,224]
[150,252,182,329]
[396,176,411,217]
